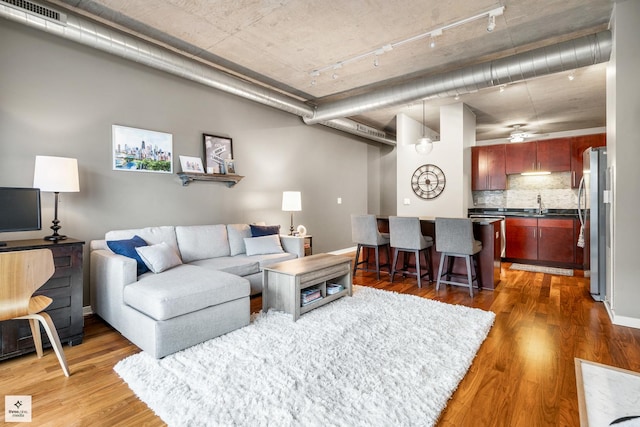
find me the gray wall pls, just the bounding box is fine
[0,20,388,305]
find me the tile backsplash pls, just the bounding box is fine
[473,172,578,209]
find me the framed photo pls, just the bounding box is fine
[179,155,204,173]
[112,125,173,173]
[203,134,233,174]
[224,159,236,175]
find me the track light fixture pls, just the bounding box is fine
[308,5,505,83]
[487,14,496,32]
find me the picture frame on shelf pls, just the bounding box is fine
[224,159,236,175]
[179,155,204,173]
[203,134,233,174]
[112,125,173,173]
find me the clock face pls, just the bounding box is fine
[411,164,446,200]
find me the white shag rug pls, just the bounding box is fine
[114,286,495,427]
[510,263,574,276]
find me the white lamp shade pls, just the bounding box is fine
[33,155,80,192]
[415,137,434,155]
[282,191,302,211]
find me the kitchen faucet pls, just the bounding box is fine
[537,194,542,214]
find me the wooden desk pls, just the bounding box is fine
[376,217,502,290]
[0,238,84,360]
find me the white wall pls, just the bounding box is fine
[606,0,640,327]
[395,104,475,218]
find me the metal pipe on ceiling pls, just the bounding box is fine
[304,31,612,125]
[0,1,397,145]
[0,2,611,146]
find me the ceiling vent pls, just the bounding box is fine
[1,0,66,24]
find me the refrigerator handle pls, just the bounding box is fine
[577,176,585,226]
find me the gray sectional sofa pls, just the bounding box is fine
[90,223,304,358]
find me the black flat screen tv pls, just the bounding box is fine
[0,187,42,235]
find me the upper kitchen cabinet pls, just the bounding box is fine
[505,139,571,174]
[571,133,606,188]
[472,144,506,190]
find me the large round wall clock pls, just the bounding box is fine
[411,164,446,200]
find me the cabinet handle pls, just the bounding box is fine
[533,229,536,238]
[539,229,542,239]
[538,161,541,170]
[572,171,576,187]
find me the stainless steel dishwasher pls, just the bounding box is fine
[468,213,506,258]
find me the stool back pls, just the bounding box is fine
[435,218,475,255]
[351,214,385,246]
[389,216,429,250]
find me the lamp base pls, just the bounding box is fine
[44,234,67,242]
[44,216,66,241]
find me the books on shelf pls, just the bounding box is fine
[327,283,344,295]
[301,288,322,306]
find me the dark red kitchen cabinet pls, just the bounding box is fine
[472,144,506,190]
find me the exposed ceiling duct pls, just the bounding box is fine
[0,0,397,145]
[304,31,612,125]
[0,1,611,147]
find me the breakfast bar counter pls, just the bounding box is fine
[376,217,502,290]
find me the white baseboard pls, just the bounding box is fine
[83,305,93,316]
[328,246,356,255]
[608,304,640,330]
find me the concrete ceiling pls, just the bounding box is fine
[49,0,613,141]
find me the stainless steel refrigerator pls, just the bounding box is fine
[578,146,607,301]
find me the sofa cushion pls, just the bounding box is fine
[244,234,284,256]
[106,226,179,254]
[227,224,251,256]
[246,252,298,269]
[136,242,182,273]
[250,224,281,237]
[176,224,230,263]
[189,257,260,277]
[107,235,149,276]
[123,264,249,321]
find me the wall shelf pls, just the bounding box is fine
[177,172,244,187]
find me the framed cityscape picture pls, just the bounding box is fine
[203,134,233,174]
[112,125,173,173]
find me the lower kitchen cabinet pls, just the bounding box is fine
[506,217,576,266]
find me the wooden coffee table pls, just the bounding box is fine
[262,253,352,321]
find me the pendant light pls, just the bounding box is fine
[415,100,433,155]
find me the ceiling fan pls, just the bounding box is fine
[508,124,538,143]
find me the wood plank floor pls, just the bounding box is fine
[2,260,639,426]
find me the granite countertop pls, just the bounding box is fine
[468,207,580,218]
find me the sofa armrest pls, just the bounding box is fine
[90,246,138,329]
[280,235,305,258]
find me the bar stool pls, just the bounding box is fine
[351,214,391,280]
[435,217,482,297]
[389,216,434,288]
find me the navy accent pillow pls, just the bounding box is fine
[107,235,150,276]
[250,224,281,237]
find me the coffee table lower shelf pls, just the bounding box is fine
[262,253,353,321]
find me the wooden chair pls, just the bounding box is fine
[0,249,70,376]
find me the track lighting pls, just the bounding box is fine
[487,14,496,32]
[308,6,505,82]
[499,84,506,93]
[568,72,575,81]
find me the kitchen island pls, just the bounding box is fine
[375,216,502,290]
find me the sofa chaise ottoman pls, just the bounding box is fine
[90,223,304,358]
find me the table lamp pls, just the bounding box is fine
[281,191,301,235]
[33,155,80,241]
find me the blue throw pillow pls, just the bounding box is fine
[250,224,281,237]
[107,235,150,276]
